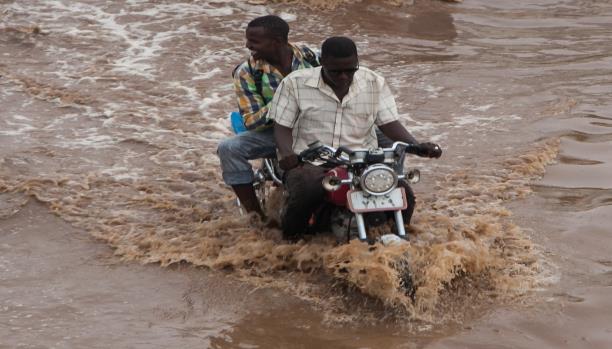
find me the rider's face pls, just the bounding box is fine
[321,54,359,91]
[245,26,279,62]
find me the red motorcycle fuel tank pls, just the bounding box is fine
[324,167,350,206]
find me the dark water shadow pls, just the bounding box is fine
[208,305,435,349]
[563,130,612,143]
[557,155,603,165]
[319,0,458,65]
[343,0,458,41]
[531,186,612,212]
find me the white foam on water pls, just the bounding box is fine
[403,117,450,135]
[533,259,561,290]
[27,1,241,80]
[429,133,449,143]
[57,133,116,149]
[453,114,486,126]
[201,7,234,17]
[417,83,445,98]
[0,128,35,137]
[11,114,31,122]
[199,92,232,116]
[278,12,298,22]
[0,81,21,98]
[43,113,79,130]
[99,165,143,181]
[192,67,223,81]
[198,47,244,66]
[0,116,37,136]
[452,113,522,127]
[466,104,495,112]
[398,113,417,123]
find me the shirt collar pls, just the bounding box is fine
[306,67,365,103]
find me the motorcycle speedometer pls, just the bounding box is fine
[360,164,398,196]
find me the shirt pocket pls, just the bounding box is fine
[344,101,375,130]
[299,98,334,123]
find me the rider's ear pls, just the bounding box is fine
[271,35,285,46]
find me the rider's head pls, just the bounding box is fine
[245,15,289,63]
[320,36,359,91]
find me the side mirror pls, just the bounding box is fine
[322,176,342,192]
[406,169,420,184]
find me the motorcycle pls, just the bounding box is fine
[229,112,437,244]
[228,113,433,297]
[294,140,428,245]
[286,141,433,299]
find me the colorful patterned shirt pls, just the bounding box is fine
[233,43,319,131]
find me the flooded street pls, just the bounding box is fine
[1,0,611,347]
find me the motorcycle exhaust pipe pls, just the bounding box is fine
[406,169,420,184]
[322,176,342,192]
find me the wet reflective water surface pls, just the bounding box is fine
[1,0,611,348]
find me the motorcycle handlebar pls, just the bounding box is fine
[391,142,420,154]
[298,141,440,162]
[334,146,354,158]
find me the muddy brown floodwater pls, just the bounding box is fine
[1,0,611,348]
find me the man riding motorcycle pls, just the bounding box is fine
[217,15,319,218]
[269,36,442,240]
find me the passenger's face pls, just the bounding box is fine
[321,55,359,90]
[245,26,279,62]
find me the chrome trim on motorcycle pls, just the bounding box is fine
[322,176,341,191]
[322,176,352,192]
[359,164,398,196]
[355,212,368,241]
[394,210,406,237]
[263,158,283,185]
[406,169,420,184]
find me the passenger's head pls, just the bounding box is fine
[320,37,359,90]
[245,15,289,62]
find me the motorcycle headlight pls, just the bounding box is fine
[360,165,398,196]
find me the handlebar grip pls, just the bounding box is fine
[299,140,322,160]
[402,143,422,155]
[334,146,354,158]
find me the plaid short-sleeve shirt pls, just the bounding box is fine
[269,66,399,153]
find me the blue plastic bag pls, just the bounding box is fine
[230,111,247,134]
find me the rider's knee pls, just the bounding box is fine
[217,136,239,157]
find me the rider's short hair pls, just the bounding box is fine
[247,15,289,42]
[321,36,358,59]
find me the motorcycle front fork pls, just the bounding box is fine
[354,210,407,242]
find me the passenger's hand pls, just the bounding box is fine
[279,154,300,171]
[417,142,442,158]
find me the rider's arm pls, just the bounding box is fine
[233,66,270,131]
[379,121,418,144]
[274,123,294,159]
[375,74,441,158]
[269,78,301,170]
[373,74,410,140]
[274,123,300,171]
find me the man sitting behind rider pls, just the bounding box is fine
[270,36,442,239]
[216,15,319,218]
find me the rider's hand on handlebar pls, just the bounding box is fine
[279,154,300,171]
[416,142,442,158]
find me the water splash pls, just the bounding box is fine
[0,139,559,324]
